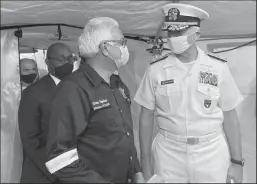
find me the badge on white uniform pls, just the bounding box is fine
[204,99,212,108]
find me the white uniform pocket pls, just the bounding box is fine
[167,83,180,94]
[197,85,220,113]
[197,85,220,98]
[155,85,171,112]
[155,82,182,114]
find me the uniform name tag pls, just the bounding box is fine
[92,99,111,110]
[161,79,174,85]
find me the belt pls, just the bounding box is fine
[158,128,221,145]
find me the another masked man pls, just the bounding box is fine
[20,58,39,90]
[18,43,75,183]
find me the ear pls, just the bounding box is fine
[99,42,109,57]
[196,32,201,38]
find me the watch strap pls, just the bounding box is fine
[230,158,245,166]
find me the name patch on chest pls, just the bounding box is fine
[92,99,111,110]
[161,79,174,85]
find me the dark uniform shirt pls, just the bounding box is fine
[45,62,141,183]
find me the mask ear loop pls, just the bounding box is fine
[101,41,122,61]
[185,28,201,45]
[100,42,115,62]
[191,26,201,39]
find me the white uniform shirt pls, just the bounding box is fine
[134,47,244,136]
[183,60,196,72]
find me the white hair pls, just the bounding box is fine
[78,17,119,58]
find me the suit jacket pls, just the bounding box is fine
[18,74,58,183]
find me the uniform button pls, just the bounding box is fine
[128,179,132,183]
[127,132,130,136]
[120,109,122,113]
[130,156,133,160]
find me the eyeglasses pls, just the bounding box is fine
[47,55,77,63]
[101,38,127,48]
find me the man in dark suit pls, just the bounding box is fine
[18,43,76,183]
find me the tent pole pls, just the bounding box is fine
[14,29,23,94]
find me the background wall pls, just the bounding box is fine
[208,43,256,183]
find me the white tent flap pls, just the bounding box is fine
[1,30,23,183]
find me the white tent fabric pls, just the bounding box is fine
[1,30,23,183]
[1,1,256,51]
[213,44,256,183]
[0,1,256,183]
[219,46,256,183]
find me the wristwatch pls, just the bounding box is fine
[231,158,245,166]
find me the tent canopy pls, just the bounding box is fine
[1,1,256,52]
[1,2,256,183]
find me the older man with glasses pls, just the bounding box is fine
[18,43,75,183]
[45,17,145,183]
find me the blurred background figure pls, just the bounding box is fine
[20,58,39,91]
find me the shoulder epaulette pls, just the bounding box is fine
[150,55,168,65]
[207,53,227,63]
[150,52,172,65]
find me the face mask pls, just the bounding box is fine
[107,46,130,68]
[20,73,37,84]
[54,63,74,79]
[167,32,197,54]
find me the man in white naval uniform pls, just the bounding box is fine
[134,3,245,183]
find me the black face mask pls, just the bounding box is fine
[20,73,37,84]
[54,63,73,79]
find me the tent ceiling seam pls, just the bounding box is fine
[1,23,256,40]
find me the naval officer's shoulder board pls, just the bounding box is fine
[150,55,168,65]
[150,52,172,65]
[207,53,227,63]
